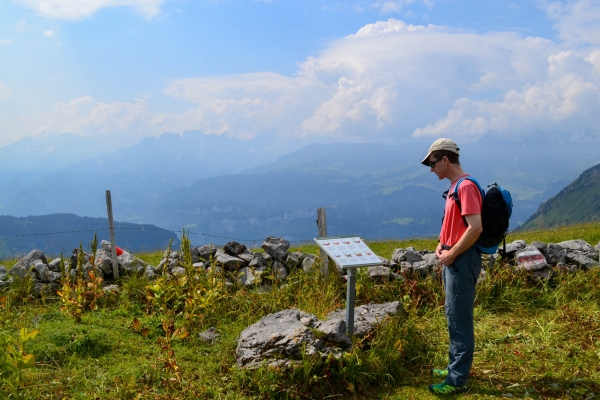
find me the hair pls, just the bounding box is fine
[432,150,460,165]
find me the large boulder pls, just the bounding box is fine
[261,237,290,260]
[326,301,405,338]
[236,308,351,368]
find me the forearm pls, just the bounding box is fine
[439,214,482,266]
[447,225,481,260]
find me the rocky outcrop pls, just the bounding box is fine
[236,301,403,369]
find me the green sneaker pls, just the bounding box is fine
[431,369,449,378]
[428,382,467,395]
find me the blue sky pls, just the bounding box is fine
[0,0,599,149]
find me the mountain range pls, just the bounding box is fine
[1,131,598,247]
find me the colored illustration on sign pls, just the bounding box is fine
[314,237,382,268]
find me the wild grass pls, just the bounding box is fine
[0,222,598,398]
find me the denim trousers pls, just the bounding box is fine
[442,246,482,387]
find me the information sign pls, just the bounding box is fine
[314,236,382,268]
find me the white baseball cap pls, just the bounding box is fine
[421,138,460,166]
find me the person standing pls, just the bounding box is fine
[422,138,483,395]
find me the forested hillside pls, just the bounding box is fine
[0,214,179,258]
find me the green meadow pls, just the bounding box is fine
[0,222,599,399]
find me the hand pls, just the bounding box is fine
[439,249,456,267]
[435,242,443,258]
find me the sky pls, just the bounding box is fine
[1,0,600,149]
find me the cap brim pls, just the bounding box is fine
[421,152,432,166]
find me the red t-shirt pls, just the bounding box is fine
[439,175,482,247]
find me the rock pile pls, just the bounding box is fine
[154,236,319,286]
[0,240,148,295]
[0,236,598,295]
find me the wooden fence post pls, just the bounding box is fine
[105,190,120,279]
[317,208,328,271]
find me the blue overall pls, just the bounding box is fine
[442,246,482,387]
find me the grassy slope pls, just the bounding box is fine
[0,223,598,399]
[520,164,600,230]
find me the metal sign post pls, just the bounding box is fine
[314,236,382,337]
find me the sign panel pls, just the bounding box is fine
[314,236,382,268]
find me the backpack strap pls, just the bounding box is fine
[449,176,484,227]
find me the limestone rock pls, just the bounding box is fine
[392,247,423,264]
[238,267,259,286]
[95,248,115,275]
[192,245,217,262]
[48,258,62,273]
[515,246,548,271]
[10,250,48,278]
[368,266,391,282]
[236,308,351,368]
[285,253,300,270]
[326,301,405,338]
[261,236,290,260]
[248,253,264,268]
[198,327,220,344]
[118,252,146,274]
[504,240,526,258]
[532,267,554,283]
[214,250,245,271]
[541,244,566,265]
[557,239,593,253]
[224,241,248,257]
[565,252,598,270]
[272,261,288,280]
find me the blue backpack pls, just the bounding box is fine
[446,177,513,255]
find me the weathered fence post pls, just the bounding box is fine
[105,190,120,279]
[317,208,328,271]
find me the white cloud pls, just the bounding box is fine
[414,51,600,140]
[373,1,404,14]
[13,0,165,20]
[155,19,562,142]
[0,81,12,100]
[541,0,600,45]
[405,1,600,141]
[44,29,54,37]
[0,96,152,146]
[369,0,432,14]
[0,39,13,44]
[7,2,600,146]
